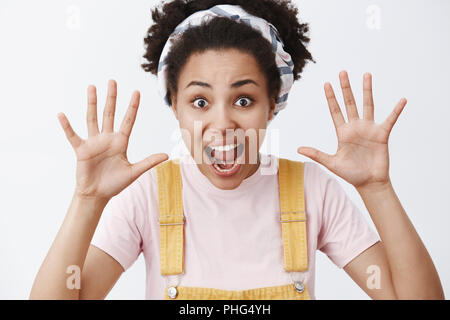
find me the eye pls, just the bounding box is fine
[192,96,209,109]
[235,96,253,108]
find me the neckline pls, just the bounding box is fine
[180,152,279,197]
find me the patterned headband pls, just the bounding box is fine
[156,4,294,116]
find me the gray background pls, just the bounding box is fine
[0,0,449,299]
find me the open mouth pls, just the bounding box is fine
[205,143,245,176]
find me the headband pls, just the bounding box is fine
[156,4,294,116]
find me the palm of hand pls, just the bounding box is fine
[332,119,389,188]
[57,80,168,200]
[298,71,406,190]
[75,132,131,199]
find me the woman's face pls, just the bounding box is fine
[171,48,275,190]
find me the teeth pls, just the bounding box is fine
[205,143,244,166]
[213,161,239,172]
[211,143,236,152]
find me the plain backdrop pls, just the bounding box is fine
[0,0,449,299]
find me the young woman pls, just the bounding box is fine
[30,0,444,300]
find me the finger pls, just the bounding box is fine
[363,73,374,121]
[57,112,83,149]
[324,82,346,134]
[86,85,100,137]
[119,90,140,138]
[130,153,169,182]
[297,147,335,170]
[102,79,117,133]
[380,98,407,135]
[339,70,360,121]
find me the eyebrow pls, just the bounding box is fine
[184,79,259,89]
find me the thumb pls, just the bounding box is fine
[130,153,169,181]
[297,147,334,168]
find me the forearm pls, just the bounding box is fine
[356,181,444,299]
[29,193,108,300]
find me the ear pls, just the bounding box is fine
[171,94,179,120]
[268,97,276,121]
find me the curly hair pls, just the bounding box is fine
[142,0,315,106]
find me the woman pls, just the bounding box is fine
[30,0,444,299]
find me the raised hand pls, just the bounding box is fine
[297,71,407,190]
[57,80,168,201]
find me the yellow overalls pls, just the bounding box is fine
[155,157,311,300]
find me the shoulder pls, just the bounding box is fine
[303,161,335,191]
[302,160,353,211]
[276,157,334,191]
[107,163,159,212]
[300,160,349,226]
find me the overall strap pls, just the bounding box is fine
[278,158,308,272]
[155,159,184,276]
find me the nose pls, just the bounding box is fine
[209,103,237,134]
[204,102,238,146]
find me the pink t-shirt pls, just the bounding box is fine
[91,153,380,299]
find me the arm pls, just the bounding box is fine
[29,194,124,299]
[348,181,444,299]
[343,241,397,299]
[30,80,167,299]
[298,71,444,299]
[80,245,125,299]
